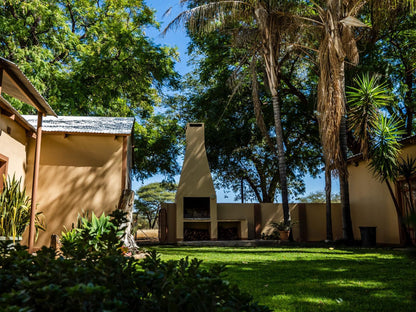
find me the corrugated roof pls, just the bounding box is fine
[0,57,56,117]
[23,115,135,135]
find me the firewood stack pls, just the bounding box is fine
[218,227,239,240]
[184,228,210,241]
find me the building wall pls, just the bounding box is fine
[166,202,342,242]
[24,134,124,247]
[348,144,416,245]
[0,114,29,182]
[300,203,343,241]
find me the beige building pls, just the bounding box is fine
[0,57,135,248]
[348,137,416,245]
[22,116,134,247]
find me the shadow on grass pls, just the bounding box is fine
[152,246,416,312]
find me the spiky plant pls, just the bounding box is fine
[0,175,45,243]
[347,73,393,159]
[0,175,31,242]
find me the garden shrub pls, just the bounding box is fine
[0,211,270,312]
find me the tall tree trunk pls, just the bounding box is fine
[272,95,290,223]
[386,180,411,245]
[325,163,333,241]
[339,115,354,242]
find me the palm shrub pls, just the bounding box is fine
[347,74,414,243]
[0,175,45,242]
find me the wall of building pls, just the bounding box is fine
[0,114,29,182]
[165,202,342,242]
[24,134,124,247]
[348,144,416,245]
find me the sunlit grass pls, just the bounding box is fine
[150,246,416,311]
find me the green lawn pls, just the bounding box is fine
[150,246,416,311]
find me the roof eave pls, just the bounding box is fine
[0,57,57,117]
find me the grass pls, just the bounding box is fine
[150,246,416,311]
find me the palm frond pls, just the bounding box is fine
[368,115,405,182]
[347,73,393,158]
[162,1,251,36]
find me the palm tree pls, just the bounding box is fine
[165,0,303,224]
[310,0,416,241]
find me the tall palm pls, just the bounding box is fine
[165,0,302,224]
[311,0,416,241]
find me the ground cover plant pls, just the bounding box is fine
[152,246,416,311]
[0,211,269,311]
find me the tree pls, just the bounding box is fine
[170,27,321,203]
[0,0,181,179]
[297,191,340,203]
[166,0,308,223]
[135,183,176,229]
[308,0,416,242]
[353,8,416,137]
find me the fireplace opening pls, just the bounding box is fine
[184,222,210,241]
[184,197,210,219]
[218,222,240,240]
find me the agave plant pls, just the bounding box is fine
[0,175,29,242]
[0,175,45,243]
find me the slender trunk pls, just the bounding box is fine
[405,70,413,136]
[272,95,290,223]
[325,163,333,241]
[406,178,415,213]
[339,115,354,242]
[386,180,410,245]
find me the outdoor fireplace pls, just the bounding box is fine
[184,197,210,218]
[184,222,210,241]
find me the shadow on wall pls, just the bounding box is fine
[23,135,123,247]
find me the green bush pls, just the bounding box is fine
[0,175,45,242]
[0,210,271,312]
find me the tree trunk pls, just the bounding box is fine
[118,190,139,250]
[386,180,411,245]
[339,115,354,242]
[272,95,290,224]
[325,163,333,241]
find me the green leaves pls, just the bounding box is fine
[368,115,405,182]
[135,182,176,228]
[0,219,271,311]
[60,211,125,258]
[347,73,394,159]
[0,175,45,242]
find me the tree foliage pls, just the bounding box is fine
[297,191,340,203]
[135,182,176,228]
[0,0,181,179]
[169,22,321,203]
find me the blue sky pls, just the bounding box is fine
[132,0,338,202]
